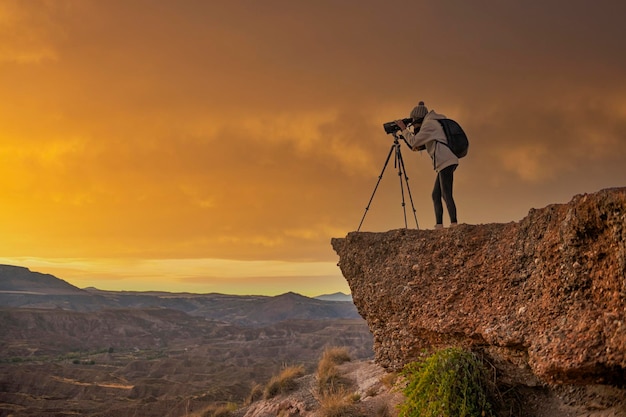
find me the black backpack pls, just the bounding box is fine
[437,118,469,158]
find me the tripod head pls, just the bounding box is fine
[392,131,411,149]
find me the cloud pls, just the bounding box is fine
[0,0,63,63]
[1,1,625,293]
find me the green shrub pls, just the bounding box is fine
[398,347,494,417]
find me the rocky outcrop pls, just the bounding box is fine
[332,187,626,388]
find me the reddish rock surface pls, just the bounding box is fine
[332,187,626,388]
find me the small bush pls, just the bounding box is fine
[398,347,494,417]
[263,365,305,399]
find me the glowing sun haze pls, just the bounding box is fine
[1,1,625,295]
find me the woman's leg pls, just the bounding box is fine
[439,165,457,223]
[432,174,444,226]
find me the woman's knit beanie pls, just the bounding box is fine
[410,101,428,120]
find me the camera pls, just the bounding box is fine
[383,117,413,135]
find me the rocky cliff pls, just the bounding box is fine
[332,187,626,391]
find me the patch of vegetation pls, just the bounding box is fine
[317,389,362,417]
[263,365,305,399]
[2,347,116,364]
[398,347,495,417]
[316,347,362,417]
[72,359,96,365]
[191,402,238,417]
[201,402,238,417]
[317,346,352,395]
[379,371,398,389]
[244,383,264,406]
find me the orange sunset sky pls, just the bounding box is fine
[1,1,625,296]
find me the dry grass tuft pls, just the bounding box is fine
[317,389,362,417]
[379,371,398,389]
[263,365,305,399]
[316,347,362,416]
[322,346,352,365]
[244,382,264,406]
[317,347,352,394]
[195,402,238,417]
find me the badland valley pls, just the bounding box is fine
[0,264,373,417]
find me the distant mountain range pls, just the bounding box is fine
[0,264,86,295]
[0,264,357,325]
[315,292,353,302]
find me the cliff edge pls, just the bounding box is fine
[332,187,626,391]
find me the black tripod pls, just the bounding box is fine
[357,133,419,231]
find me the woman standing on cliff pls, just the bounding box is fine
[394,101,459,229]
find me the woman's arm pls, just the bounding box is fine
[401,121,438,151]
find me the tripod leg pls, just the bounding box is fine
[396,146,420,229]
[393,143,409,228]
[357,143,396,231]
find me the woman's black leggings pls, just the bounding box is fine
[432,164,458,225]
